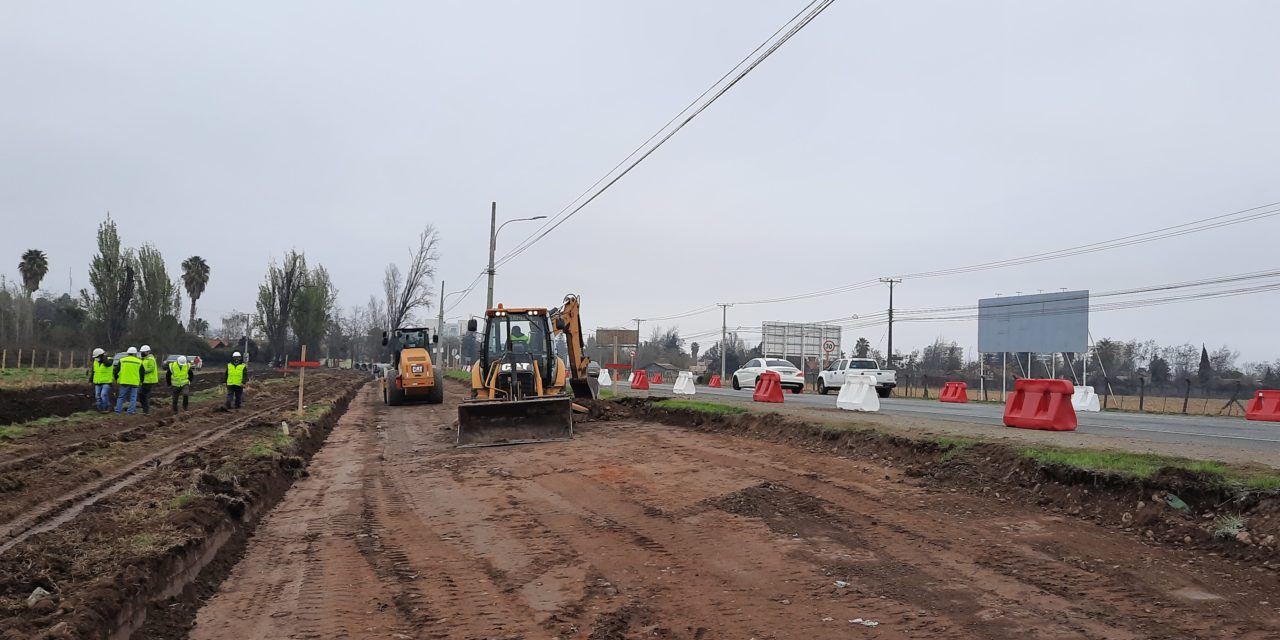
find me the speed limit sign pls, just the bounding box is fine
[823,339,836,353]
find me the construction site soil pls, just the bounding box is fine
[5,378,1280,639]
[0,371,364,640]
[0,373,279,426]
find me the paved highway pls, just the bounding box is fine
[627,382,1280,452]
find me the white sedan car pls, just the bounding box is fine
[731,358,805,393]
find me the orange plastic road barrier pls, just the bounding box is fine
[753,371,785,403]
[1003,378,1077,431]
[1246,390,1280,422]
[940,381,969,404]
[708,374,721,388]
[630,370,650,390]
[652,373,664,385]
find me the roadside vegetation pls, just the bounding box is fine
[0,368,85,388]
[654,398,747,415]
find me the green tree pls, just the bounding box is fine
[181,256,211,332]
[132,244,182,342]
[18,249,49,297]
[81,217,135,345]
[1197,345,1212,384]
[1149,355,1171,385]
[855,337,871,358]
[290,265,337,355]
[690,342,700,362]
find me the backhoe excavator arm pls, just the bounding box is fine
[550,294,597,399]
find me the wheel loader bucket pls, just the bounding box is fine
[456,395,574,447]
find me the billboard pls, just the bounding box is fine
[595,328,639,347]
[977,290,1088,353]
[762,322,842,363]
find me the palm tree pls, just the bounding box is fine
[180,256,210,331]
[17,249,49,297]
[855,337,871,358]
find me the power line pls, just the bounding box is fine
[491,0,837,269]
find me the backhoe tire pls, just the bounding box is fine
[387,384,405,406]
[425,379,444,404]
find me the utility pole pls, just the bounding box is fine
[633,318,641,373]
[436,280,445,365]
[880,278,902,369]
[717,303,732,379]
[486,202,497,310]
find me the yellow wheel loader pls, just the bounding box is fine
[457,294,597,447]
[380,327,444,406]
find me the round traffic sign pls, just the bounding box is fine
[823,339,836,353]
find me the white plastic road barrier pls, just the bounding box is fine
[628,372,637,385]
[837,374,880,412]
[1072,385,1101,412]
[599,369,612,387]
[673,371,696,395]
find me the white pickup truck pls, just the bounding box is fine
[817,358,897,397]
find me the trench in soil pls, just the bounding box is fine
[0,372,367,640]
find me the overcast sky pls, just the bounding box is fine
[3,1,1278,362]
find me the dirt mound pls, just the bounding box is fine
[0,385,90,426]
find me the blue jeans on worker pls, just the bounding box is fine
[95,383,112,410]
[116,384,139,414]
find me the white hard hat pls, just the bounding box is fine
[92,348,105,357]
[140,345,151,353]
[127,346,138,355]
[232,351,242,357]
[177,356,188,365]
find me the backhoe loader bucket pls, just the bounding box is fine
[456,396,574,447]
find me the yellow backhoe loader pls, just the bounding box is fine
[457,294,597,447]
[380,327,444,405]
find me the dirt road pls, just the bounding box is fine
[189,383,1280,639]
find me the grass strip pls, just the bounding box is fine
[654,398,748,415]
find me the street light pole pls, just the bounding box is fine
[486,202,497,311]
[485,203,547,311]
[717,303,731,379]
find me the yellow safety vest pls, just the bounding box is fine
[226,363,246,386]
[92,360,113,384]
[169,361,190,387]
[118,355,143,386]
[142,356,159,384]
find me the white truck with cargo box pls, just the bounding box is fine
[818,358,896,397]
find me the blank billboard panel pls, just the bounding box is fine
[977,290,1088,353]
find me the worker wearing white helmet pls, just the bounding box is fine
[167,354,196,413]
[89,348,113,411]
[114,347,144,415]
[137,345,159,414]
[225,351,248,410]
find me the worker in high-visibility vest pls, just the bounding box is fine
[138,345,159,414]
[167,355,195,413]
[88,348,113,411]
[114,347,144,415]
[224,352,248,410]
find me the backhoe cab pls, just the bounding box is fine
[457,295,597,447]
[380,327,443,405]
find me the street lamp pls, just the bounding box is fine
[437,283,470,365]
[486,202,547,310]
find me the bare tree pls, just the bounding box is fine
[384,226,440,329]
[255,250,307,361]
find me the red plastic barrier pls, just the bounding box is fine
[631,370,650,390]
[1003,378,1076,431]
[652,373,664,385]
[753,371,785,403]
[940,381,968,404]
[708,374,721,388]
[1246,390,1280,422]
